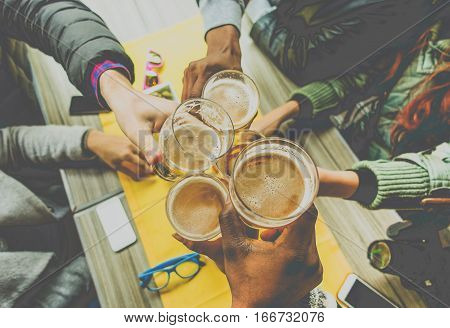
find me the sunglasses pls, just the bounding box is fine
[138,252,204,291]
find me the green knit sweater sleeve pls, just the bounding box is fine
[290,72,371,120]
[352,142,450,209]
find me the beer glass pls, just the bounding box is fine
[229,138,318,228]
[154,98,234,181]
[166,174,228,241]
[215,129,264,178]
[202,70,259,130]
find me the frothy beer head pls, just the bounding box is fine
[166,175,228,241]
[203,70,259,129]
[230,138,318,228]
[234,153,305,219]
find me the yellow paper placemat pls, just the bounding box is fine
[99,15,351,307]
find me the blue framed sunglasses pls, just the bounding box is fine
[138,252,204,291]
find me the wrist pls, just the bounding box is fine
[271,101,300,128]
[231,299,250,308]
[281,100,300,120]
[206,25,241,58]
[99,70,134,112]
[85,129,103,156]
[231,297,262,308]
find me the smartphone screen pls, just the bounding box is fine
[345,279,396,308]
[69,96,109,116]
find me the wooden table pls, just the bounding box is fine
[25,1,426,307]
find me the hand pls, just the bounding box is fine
[86,130,153,180]
[100,70,178,164]
[182,25,242,100]
[251,100,300,136]
[174,202,323,308]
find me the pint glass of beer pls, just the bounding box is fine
[229,138,318,228]
[166,174,228,241]
[202,70,259,130]
[154,98,235,181]
[215,129,264,178]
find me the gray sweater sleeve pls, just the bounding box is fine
[0,125,93,170]
[197,0,245,35]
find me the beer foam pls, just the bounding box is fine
[167,176,227,240]
[204,79,258,129]
[163,124,221,173]
[234,152,306,219]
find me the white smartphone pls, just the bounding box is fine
[96,196,137,252]
[338,273,398,308]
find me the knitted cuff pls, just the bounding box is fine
[290,82,339,119]
[352,160,431,209]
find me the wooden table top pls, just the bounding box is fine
[25,0,426,308]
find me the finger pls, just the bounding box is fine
[190,77,207,99]
[116,164,140,181]
[126,153,154,177]
[182,67,193,101]
[260,228,284,242]
[120,159,154,179]
[280,205,318,246]
[219,201,247,249]
[172,234,222,259]
[134,126,160,165]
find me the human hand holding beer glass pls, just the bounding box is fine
[168,136,318,241]
[174,202,323,307]
[182,25,242,100]
[230,138,319,228]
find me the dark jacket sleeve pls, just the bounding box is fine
[0,0,134,97]
[250,0,445,86]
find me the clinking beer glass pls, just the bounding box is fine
[229,138,319,228]
[202,70,259,130]
[154,98,235,181]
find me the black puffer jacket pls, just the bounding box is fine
[0,0,134,106]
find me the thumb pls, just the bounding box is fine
[135,123,160,165]
[282,205,318,248]
[172,233,224,264]
[190,77,208,99]
[219,200,247,249]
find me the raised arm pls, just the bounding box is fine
[318,142,450,210]
[0,126,92,170]
[251,71,376,136]
[181,0,246,99]
[0,0,179,163]
[0,0,134,98]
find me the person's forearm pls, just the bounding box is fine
[198,0,245,36]
[0,0,133,98]
[0,125,91,170]
[317,168,360,199]
[206,25,242,68]
[251,100,300,136]
[99,70,136,113]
